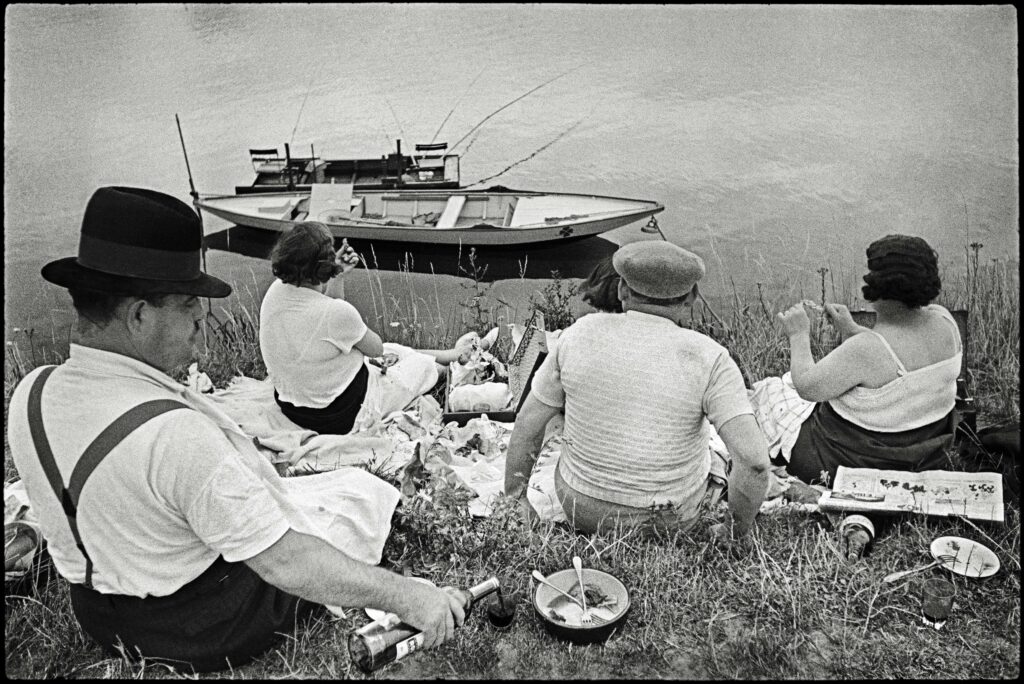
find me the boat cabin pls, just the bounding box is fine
[235,141,461,194]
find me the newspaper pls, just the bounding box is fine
[818,466,1004,523]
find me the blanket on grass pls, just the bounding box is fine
[183,369,817,521]
[5,368,820,583]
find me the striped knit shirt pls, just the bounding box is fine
[530,311,753,511]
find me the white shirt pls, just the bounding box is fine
[530,311,754,513]
[259,279,368,408]
[7,345,292,597]
[829,305,962,432]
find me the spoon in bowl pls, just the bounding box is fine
[531,569,585,609]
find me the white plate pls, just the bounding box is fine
[930,536,1000,578]
[364,576,437,621]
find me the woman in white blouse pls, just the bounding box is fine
[259,222,471,435]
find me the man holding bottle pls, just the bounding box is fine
[6,187,465,672]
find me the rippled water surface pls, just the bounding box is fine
[4,5,1018,341]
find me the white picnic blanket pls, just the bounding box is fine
[190,365,815,522]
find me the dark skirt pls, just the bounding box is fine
[788,402,955,487]
[275,363,369,435]
[69,555,308,673]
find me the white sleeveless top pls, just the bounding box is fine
[829,305,961,432]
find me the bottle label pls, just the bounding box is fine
[394,633,425,661]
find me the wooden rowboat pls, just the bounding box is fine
[196,185,664,246]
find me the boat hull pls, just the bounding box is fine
[197,191,663,246]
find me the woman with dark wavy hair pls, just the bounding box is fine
[580,257,623,313]
[259,222,471,435]
[775,234,962,489]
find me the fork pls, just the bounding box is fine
[572,556,592,625]
[882,554,958,584]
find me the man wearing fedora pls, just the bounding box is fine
[504,241,771,541]
[6,187,465,672]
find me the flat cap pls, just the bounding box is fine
[612,241,706,299]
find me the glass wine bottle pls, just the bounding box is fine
[349,577,500,673]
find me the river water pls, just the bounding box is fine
[4,5,1018,348]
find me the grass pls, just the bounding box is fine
[4,245,1020,679]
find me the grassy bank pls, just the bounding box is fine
[4,247,1020,679]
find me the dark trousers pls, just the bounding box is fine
[275,364,369,435]
[69,556,310,673]
[788,402,955,487]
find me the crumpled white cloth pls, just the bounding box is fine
[748,372,815,462]
[196,375,399,474]
[351,343,440,435]
[279,468,399,565]
[449,382,512,412]
[436,417,566,520]
[193,366,814,522]
[5,480,42,580]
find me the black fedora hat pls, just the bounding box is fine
[41,186,231,298]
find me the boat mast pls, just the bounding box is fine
[284,142,294,190]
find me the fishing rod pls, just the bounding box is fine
[289,64,323,147]
[383,96,417,167]
[174,113,213,343]
[448,64,583,154]
[176,113,198,203]
[460,130,484,157]
[429,65,488,145]
[465,117,584,187]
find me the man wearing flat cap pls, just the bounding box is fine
[6,187,465,672]
[505,240,770,540]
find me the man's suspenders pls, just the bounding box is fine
[25,366,191,589]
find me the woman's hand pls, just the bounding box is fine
[776,303,811,337]
[335,238,361,275]
[823,302,862,341]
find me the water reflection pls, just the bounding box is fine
[204,226,619,281]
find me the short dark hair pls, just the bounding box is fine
[580,258,622,313]
[270,222,340,286]
[861,234,941,308]
[623,283,693,307]
[68,288,173,327]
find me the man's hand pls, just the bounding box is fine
[397,580,466,649]
[709,518,753,556]
[518,494,539,528]
[335,238,361,275]
[776,302,811,337]
[783,478,824,505]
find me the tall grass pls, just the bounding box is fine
[3,242,1020,679]
[940,246,1020,422]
